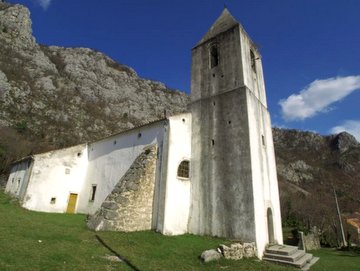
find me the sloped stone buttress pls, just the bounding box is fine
[87,144,158,231]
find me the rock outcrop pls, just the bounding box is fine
[0,3,188,149]
[331,132,359,153]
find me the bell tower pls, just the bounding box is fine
[189,9,283,257]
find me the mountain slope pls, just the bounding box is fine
[274,128,360,245]
[0,3,188,148]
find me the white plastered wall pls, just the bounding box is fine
[21,144,88,213]
[77,121,166,215]
[239,27,267,107]
[247,89,283,258]
[6,159,32,198]
[161,113,192,235]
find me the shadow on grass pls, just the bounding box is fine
[95,234,141,271]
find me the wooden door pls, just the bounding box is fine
[66,193,78,214]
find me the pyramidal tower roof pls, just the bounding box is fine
[195,8,239,47]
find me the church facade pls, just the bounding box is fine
[5,9,283,258]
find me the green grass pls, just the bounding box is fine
[310,248,360,271]
[0,190,357,271]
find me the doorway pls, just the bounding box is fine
[267,208,275,244]
[66,193,78,214]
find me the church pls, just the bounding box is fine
[5,9,283,258]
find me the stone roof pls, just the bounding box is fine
[195,8,239,47]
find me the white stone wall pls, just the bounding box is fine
[77,121,166,215]
[161,113,192,235]
[247,89,283,258]
[6,159,32,198]
[240,27,267,107]
[21,144,88,213]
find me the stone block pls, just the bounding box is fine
[115,196,129,205]
[126,181,139,191]
[243,242,256,258]
[104,210,118,220]
[219,243,244,260]
[102,201,118,210]
[201,249,222,262]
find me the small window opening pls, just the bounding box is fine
[210,45,219,68]
[50,197,56,204]
[228,120,232,124]
[211,139,215,146]
[213,101,216,106]
[177,160,190,179]
[90,185,97,202]
[262,135,265,146]
[182,118,186,123]
[77,152,82,157]
[65,168,70,174]
[16,179,20,191]
[212,73,216,78]
[250,49,257,73]
[113,140,117,145]
[138,133,142,138]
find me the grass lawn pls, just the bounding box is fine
[0,190,357,271]
[310,248,360,271]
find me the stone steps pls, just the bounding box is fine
[263,245,319,270]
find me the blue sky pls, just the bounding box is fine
[8,0,360,140]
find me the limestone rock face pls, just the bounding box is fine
[331,132,359,153]
[0,3,35,46]
[277,160,313,185]
[0,2,188,148]
[87,145,158,232]
[274,128,360,247]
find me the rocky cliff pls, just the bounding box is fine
[0,3,188,148]
[274,128,360,245]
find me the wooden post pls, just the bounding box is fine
[333,188,347,247]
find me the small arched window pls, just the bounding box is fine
[177,160,190,179]
[210,44,219,68]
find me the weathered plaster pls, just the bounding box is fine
[21,144,88,213]
[161,113,191,235]
[77,121,166,214]
[87,145,158,231]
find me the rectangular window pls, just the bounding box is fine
[250,49,257,73]
[50,197,56,204]
[16,179,21,192]
[210,44,219,68]
[90,185,97,202]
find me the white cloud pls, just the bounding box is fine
[330,120,360,142]
[37,0,52,10]
[279,75,360,121]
